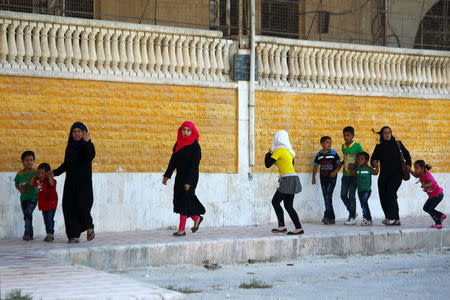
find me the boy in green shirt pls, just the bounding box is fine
[356,152,379,226]
[14,151,38,241]
[339,126,363,225]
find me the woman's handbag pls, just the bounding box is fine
[396,141,410,181]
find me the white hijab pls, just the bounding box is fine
[272,130,296,157]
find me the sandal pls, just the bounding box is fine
[87,229,95,241]
[191,216,204,233]
[68,238,79,244]
[271,228,287,233]
[287,229,304,235]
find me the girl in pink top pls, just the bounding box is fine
[408,160,446,229]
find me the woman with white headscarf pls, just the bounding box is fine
[265,130,304,235]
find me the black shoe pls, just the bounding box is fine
[173,231,186,237]
[271,228,287,233]
[22,234,33,241]
[287,230,304,235]
[191,216,204,233]
[322,217,330,225]
[330,218,336,224]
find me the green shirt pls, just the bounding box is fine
[356,165,374,192]
[342,141,363,176]
[14,169,38,202]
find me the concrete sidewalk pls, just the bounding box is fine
[0,217,449,299]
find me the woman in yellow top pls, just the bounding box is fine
[265,130,304,235]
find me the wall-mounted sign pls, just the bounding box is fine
[233,54,258,81]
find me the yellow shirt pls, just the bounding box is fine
[271,148,296,175]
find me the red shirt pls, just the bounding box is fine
[32,179,58,211]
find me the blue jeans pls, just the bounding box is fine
[320,176,336,219]
[358,190,372,221]
[42,209,56,234]
[341,176,357,218]
[21,200,37,237]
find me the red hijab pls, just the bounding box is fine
[174,121,200,153]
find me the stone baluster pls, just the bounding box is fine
[321,49,331,89]
[56,25,67,71]
[196,38,206,80]
[309,48,319,88]
[261,43,271,85]
[268,43,277,84]
[95,29,106,74]
[87,28,98,73]
[48,26,59,70]
[139,33,149,76]
[341,50,351,89]
[287,46,295,85]
[425,57,433,91]
[0,21,11,67]
[15,23,26,68]
[297,47,306,87]
[216,39,225,81]
[146,33,157,78]
[388,54,397,91]
[110,30,120,74]
[181,36,191,78]
[132,32,143,76]
[23,23,34,69]
[394,54,402,91]
[410,55,419,93]
[399,55,407,92]
[189,37,198,79]
[125,31,135,76]
[334,50,343,88]
[355,51,364,90]
[430,57,439,93]
[153,34,164,77]
[72,27,82,72]
[6,21,18,67]
[40,24,51,70]
[223,40,232,80]
[378,53,387,90]
[316,48,326,89]
[202,38,212,80]
[327,49,337,89]
[160,34,170,77]
[103,30,113,74]
[209,38,219,81]
[64,26,75,72]
[280,45,289,85]
[443,57,449,93]
[292,47,301,86]
[118,31,128,75]
[347,51,356,89]
[169,35,179,78]
[79,28,90,73]
[435,57,444,92]
[273,44,282,85]
[416,56,426,91]
[361,52,370,90]
[404,55,413,93]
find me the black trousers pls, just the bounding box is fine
[423,193,444,223]
[271,190,302,229]
[377,174,402,220]
[62,184,94,239]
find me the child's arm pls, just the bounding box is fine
[372,164,379,176]
[312,165,318,184]
[421,180,433,188]
[406,165,418,178]
[15,183,25,194]
[48,171,56,187]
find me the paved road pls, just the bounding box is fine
[119,250,450,300]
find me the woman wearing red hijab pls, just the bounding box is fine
[163,121,206,236]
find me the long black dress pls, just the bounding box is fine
[371,139,411,220]
[54,139,96,239]
[164,141,205,216]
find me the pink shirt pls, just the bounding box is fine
[419,172,443,199]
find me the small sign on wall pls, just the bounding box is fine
[233,54,258,81]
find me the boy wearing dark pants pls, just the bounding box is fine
[341,126,363,225]
[14,151,38,241]
[312,136,341,225]
[356,152,379,226]
[32,163,58,241]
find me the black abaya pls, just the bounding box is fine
[54,140,96,239]
[164,141,205,216]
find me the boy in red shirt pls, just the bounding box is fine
[32,163,58,241]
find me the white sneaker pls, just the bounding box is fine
[361,219,373,226]
[344,218,358,225]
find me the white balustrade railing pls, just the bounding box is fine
[0,11,236,83]
[256,36,450,96]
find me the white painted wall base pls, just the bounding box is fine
[1,172,448,238]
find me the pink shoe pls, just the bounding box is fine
[439,214,447,223]
[431,224,443,229]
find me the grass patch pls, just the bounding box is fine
[239,279,272,289]
[4,290,33,300]
[165,285,202,294]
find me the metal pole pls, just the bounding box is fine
[248,0,256,166]
[383,0,388,46]
[238,0,243,43]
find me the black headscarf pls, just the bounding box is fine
[377,126,396,143]
[68,122,88,144]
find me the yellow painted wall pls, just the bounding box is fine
[0,76,238,173]
[255,92,450,173]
